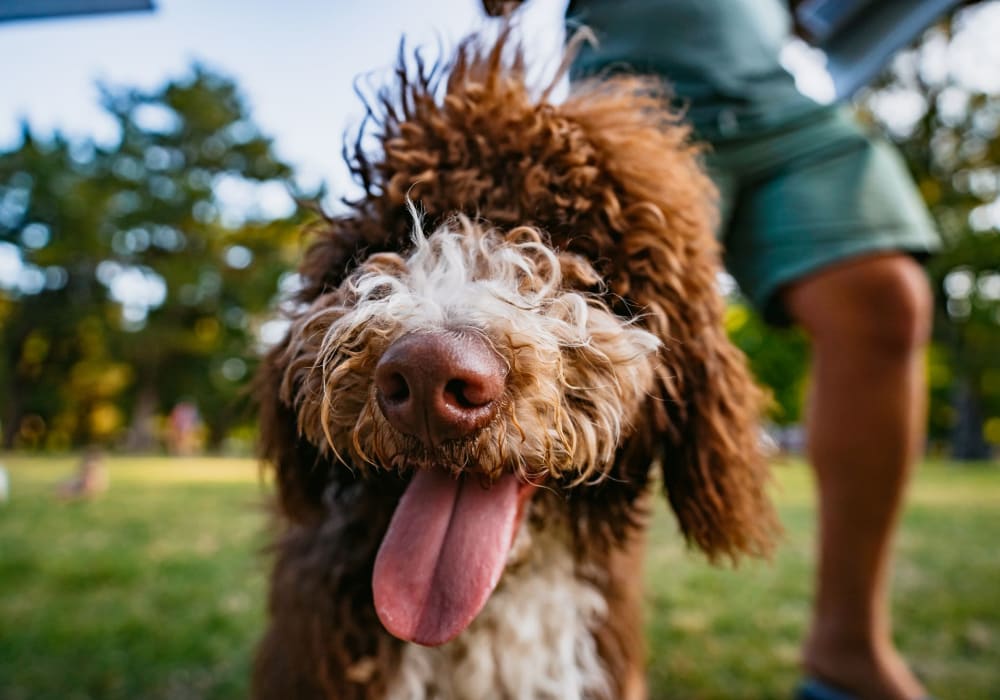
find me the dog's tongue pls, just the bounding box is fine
[373,469,526,646]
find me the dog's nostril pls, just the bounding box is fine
[445,378,496,409]
[444,377,503,409]
[381,372,411,403]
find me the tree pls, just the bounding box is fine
[0,66,309,450]
[0,128,127,448]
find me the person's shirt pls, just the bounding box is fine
[568,0,824,140]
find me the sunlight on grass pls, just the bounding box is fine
[2,455,266,486]
[0,455,997,699]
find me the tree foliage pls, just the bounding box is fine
[0,67,307,450]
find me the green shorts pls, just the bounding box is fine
[707,106,940,325]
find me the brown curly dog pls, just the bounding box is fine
[253,28,777,700]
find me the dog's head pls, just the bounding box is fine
[258,30,777,647]
[274,214,659,644]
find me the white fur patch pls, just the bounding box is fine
[384,518,611,700]
[342,215,652,354]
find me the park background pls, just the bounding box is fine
[1,1,998,698]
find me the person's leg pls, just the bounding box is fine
[782,253,934,700]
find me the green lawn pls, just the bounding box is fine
[0,455,997,699]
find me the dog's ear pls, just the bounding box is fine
[256,214,378,522]
[560,78,779,561]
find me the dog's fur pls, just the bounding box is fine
[254,29,777,700]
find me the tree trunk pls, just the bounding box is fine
[1,391,21,449]
[204,406,233,454]
[122,379,160,452]
[1,327,29,449]
[950,378,991,461]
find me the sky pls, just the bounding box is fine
[3,0,1000,207]
[0,0,568,197]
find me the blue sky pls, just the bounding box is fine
[4,0,1000,200]
[1,0,567,195]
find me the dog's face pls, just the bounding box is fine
[281,216,659,485]
[276,215,659,646]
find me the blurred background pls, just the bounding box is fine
[0,1,997,699]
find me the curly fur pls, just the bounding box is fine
[281,217,658,486]
[254,27,778,700]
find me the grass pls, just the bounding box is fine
[0,457,267,700]
[0,455,997,699]
[643,460,1000,699]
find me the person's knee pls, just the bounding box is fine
[856,256,933,353]
[785,254,934,356]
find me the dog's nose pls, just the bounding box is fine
[375,332,506,445]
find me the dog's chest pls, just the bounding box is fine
[383,522,611,700]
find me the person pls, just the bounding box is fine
[54,446,108,500]
[166,401,202,456]
[486,1,939,698]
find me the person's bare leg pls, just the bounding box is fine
[783,254,933,700]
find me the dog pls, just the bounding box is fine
[253,28,777,700]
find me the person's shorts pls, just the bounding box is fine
[706,105,940,325]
